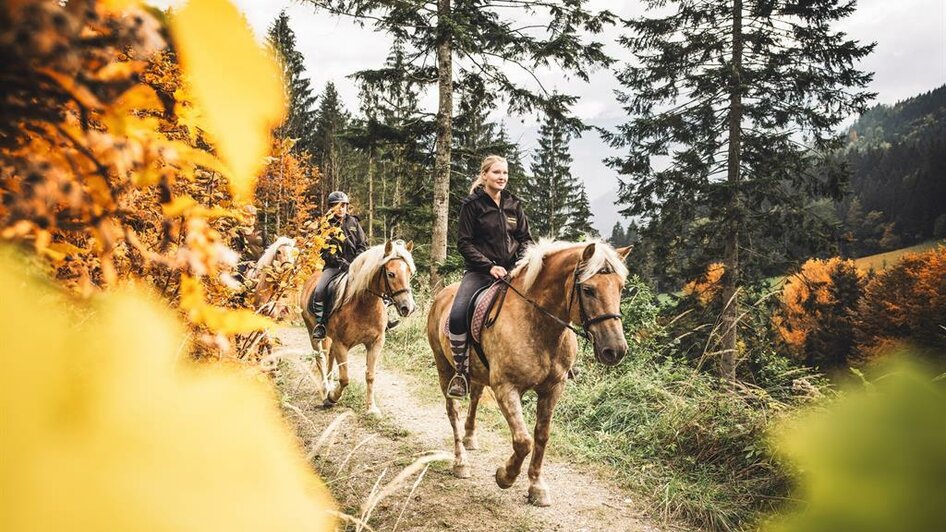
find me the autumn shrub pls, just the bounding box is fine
[855,246,946,359]
[0,0,336,360]
[773,258,867,370]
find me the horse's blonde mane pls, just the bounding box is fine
[248,236,296,281]
[509,238,629,291]
[333,240,416,311]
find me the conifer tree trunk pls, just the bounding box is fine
[430,0,452,292]
[368,150,374,242]
[720,0,744,380]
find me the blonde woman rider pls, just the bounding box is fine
[447,155,534,398]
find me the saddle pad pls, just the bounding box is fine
[470,282,506,344]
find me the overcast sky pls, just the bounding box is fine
[155,0,945,231]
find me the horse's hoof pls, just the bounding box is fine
[495,466,515,489]
[321,398,337,409]
[453,463,472,479]
[366,406,382,418]
[528,485,552,507]
[463,435,479,450]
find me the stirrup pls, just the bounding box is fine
[446,373,469,399]
[311,323,326,340]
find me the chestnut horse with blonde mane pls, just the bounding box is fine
[301,240,416,415]
[427,240,631,506]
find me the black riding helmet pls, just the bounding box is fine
[327,191,350,205]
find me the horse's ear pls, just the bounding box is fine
[615,246,632,261]
[405,240,414,252]
[384,240,393,255]
[581,242,596,262]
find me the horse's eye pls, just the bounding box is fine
[387,271,395,278]
[581,285,595,296]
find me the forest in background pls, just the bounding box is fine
[2,1,944,531]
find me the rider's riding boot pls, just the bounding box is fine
[311,301,327,340]
[446,332,470,399]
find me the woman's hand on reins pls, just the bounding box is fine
[489,265,508,279]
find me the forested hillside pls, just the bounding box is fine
[838,85,946,255]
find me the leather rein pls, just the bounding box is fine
[492,259,623,343]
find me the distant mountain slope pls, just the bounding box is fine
[845,85,946,241]
[590,186,628,236]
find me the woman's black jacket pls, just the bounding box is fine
[322,214,368,269]
[457,188,534,273]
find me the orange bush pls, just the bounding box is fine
[682,262,725,305]
[774,258,866,368]
[856,246,946,357]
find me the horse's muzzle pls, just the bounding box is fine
[396,299,415,317]
[595,343,627,366]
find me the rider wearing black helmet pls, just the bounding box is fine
[311,191,368,340]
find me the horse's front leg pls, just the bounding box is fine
[493,383,532,489]
[527,381,565,507]
[325,342,349,406]
[364,337,384,417]
[463,383,484,450]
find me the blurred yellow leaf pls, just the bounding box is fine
[0,248,335,531]
[162,196,198,218]
[180,274,276,334]
[768,357,946,532]
[170,0,285,203]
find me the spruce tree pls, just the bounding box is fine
[609,222,625,246]
[313,81,351,203]
[605,0,875,378]
[266,11,318,154]
[567,186,598,240]
[352,37,435,244]
[528,111,587,240]
[306,0,615,290]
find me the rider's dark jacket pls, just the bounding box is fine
[321,214,368,269]
[457,188,534,273]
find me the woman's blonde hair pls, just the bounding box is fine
[469,155,508,194]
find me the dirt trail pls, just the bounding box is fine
[276,326,663,532]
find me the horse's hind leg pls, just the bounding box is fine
[527,382,565,507]
[364,337,384,417]
[463,383,484,450]
[493,383,533,490]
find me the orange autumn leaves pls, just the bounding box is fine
[0,0,292,347]
[682,247,946,368]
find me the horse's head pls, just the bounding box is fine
[571,242,632,366]
[381,239,416,317]
[272,237,298,268]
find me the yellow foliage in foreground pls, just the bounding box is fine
[0,249,334,532]
[171,0,286,203]
[768,358,946,531]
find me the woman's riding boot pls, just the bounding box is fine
[446,333,470,398]
[311,301,327,340]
